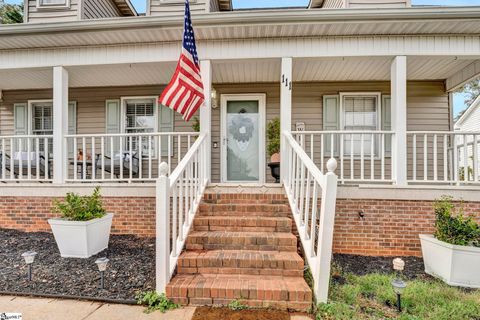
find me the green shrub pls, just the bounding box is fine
[136,291,179,314]
[227,299,248,311]
[267,117,280,157]
[53,187,106,221]
[434,196,480,247]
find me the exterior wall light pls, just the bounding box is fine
[95,257,109,289]
[21,251,37,281]
[211,88,218,109]
[392,258,407,312]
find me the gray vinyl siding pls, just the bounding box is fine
[26,0,80,23]
[0,81,447,183]
[82,0,121,19]
[149,0,207,16]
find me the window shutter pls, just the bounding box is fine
[105,99,121,153]
[68,102,77,157]
[158,105,174,156]
[382,96,392,154]
[14,103,28,152]
[323,95,340,156]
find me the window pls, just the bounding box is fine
[37,0,70,9]
[32,102,53,136]
[341,94,381,156]
[123,98,157,157]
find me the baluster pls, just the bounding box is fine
[148,136,152,179]
[138,136,143,180]
[110,136,115,181]
[36,138,40,180]
[178,135,182,169]
[464,134,469,181]
[330,133,334,160]
[178,169,184,241]
[74,137,78,181]
[172,181,178,257]
[299,162,306,224]
[310,134,314,161]
[101,137,105,181]
[320,134,324,174]
[350,134,354,180]
[453,133,458,182]
[443,134,448,182]
[304,171,312,240]
[340,133,344,182]
[412,134,417,181]
[309,182,318,257]
[168,135,172,175]
[370,133,374,181]
[423,134,427,181]
[82,137,87,180]
[119,136,124,180]
[91,137,96,181]
[9,138,14,180]
[295,154,301,210]
[474,134,479,183]
[18,138,23,179]
[381,134,385,181]
[129,136,133,180]
[1,138,5,180]
[360,134,364,181]
[44,138,49,179]
[27,137,31,180]
[433,134,437,181]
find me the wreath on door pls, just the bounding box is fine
[229,113,255,143]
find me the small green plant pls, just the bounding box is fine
[52,187,106,221]
[192,117,200,132]
[266,117,280,157]
[434,196,480,247]
[227,299,248,311]
[136,291,179,314]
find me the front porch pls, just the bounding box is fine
[0,56,478,188]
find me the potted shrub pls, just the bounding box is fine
[267,117,280,183]
[420,196,480,288]
[49,187,113,258]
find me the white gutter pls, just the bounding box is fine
[0,6,480,35]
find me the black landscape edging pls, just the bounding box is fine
[0,290,137,305]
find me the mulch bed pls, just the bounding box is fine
[0,228,427,303]
[332,254,426,280]
[0,228,155,301]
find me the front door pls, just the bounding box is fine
[221,94,266,183]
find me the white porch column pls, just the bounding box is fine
[280,57,293,182]
[53,66,68,184]
[200,60,212,183]
[391,56,407,186]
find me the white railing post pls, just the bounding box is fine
[200,60,212,183]
[280,57,293,183]
[314,158,338,303]
[391,56,407,186]
[156,162,170,294]
[53,66,68,184]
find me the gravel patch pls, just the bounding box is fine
[0,228,155,301]
[333,254,427,280]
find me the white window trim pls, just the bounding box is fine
[338,92,383,159]
[27,100,54,135]
[36,0,70,10]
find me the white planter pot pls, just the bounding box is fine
[48,213,114,258]
[420,234,480,288]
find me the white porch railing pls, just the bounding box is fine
[64,132,199,182]
[155,133,209,293]
[0,135,53,182]
[293,131,395,184]
[283,131,338,303]
[408,131,480,184]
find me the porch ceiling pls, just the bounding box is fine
[0,56,475,90]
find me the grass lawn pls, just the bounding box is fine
[317,272,480,320]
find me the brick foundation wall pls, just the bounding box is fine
[1,196,479,257]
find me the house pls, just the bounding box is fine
[1,0,480,310]
[454,95,480,181]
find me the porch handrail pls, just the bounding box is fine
[156,133,209,293]
[283,131,338,303]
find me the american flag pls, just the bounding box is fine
[159,0,204,122]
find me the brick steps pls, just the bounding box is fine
[185,231,297,252]
[166,274,312,311]
[177,250,304,277]
[193,216,292,232]
[166,190,312,312]
[198,203,290,217]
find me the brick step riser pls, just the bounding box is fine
[193,218,292,233]
[193,226,292,232]
[177,266,303,277]
[198,204,291,213]
[202,199,289,205]
[186,243,297,252]
[203,194,288,202]
[198,211,290,218]
[170,297,311,312]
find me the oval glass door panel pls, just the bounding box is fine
[226,100,260,182]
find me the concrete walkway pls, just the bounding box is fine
[0,296,312,320]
